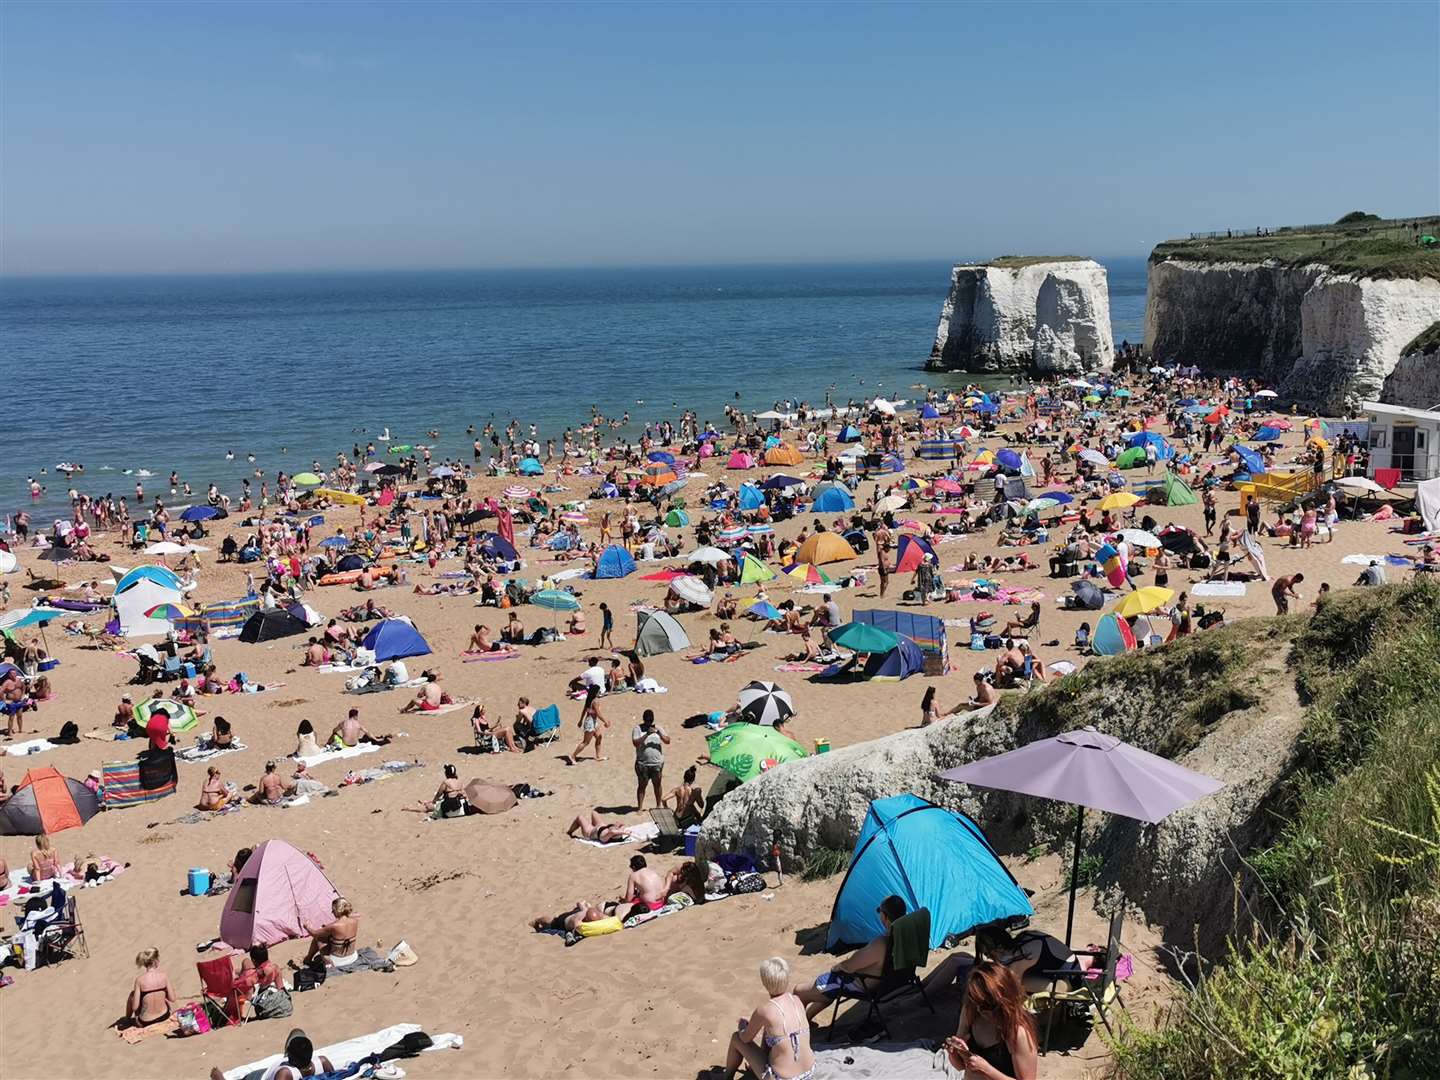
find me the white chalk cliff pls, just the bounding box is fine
[928,259,1113,374]
[1145,259,1440,412]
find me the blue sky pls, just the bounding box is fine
[2,1,1436,275]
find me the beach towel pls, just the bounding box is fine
[810,1042,951,1079]
[176,741,248,764]
[296,743,381,769]
[400,698,472,715]
[221,1023,464,1080]
[774,662,829,673]
[572,821,659,848]
[120,1016,181,1043]
[462,651,520,663]
[1191,581,1247,597]
[5,738,59,757]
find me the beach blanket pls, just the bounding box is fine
[462,651,520,662]
[550,567,588,581]
[811,1042,954,1079]
[322,945,395,976]
[1341,552,1415,568]
[296,743,381,769]
[176,741,248,764]
[0,859,128,907]
[222,1023,464,1080]
[120,1016,181,1044]
[1191,581,1248,597]
[572,821,659,849]
[401,698,473,715]
[775,662,829,673]
[5,738,60,757]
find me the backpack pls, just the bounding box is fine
[252,984,293,1020]
[292,966,326,992]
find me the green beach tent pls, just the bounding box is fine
[1158,472,1199,506]
[739,554,776,584]
[1115,447,1147,470]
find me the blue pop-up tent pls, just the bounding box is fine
[738,483,765,511]
[827,794,1033,951]
[593,544,637,579]
[362,618,432,661]
[1125,431,1174,461]
[861,634,925,680]
[517,457,544,476]
[478,532,519,562]
[812,487,855,512]
[1252,426,1282,442]
[1232,445,1265,475]
[837,424,863,443]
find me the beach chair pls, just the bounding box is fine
[197,954,248,1027]
[36,893,89,965]
[1027,910,1128,1052]
[647,807,683,853]
[529,704,562,747]
[157,654,183,681]
[824,908,935,1040]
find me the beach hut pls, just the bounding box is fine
[112,565,185,637]
[726,450,757,470]
[593,545,638,579]
[634,610,690,657]
[1156,472,1199,506]
[0,767,101,836]
[362,617,432,661]
[794,532,858,566]
[239,608,310,643]
[219,839,341,949]
[1091,612,1136,656]
[826,794,1032,951]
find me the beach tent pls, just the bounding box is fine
[1091,612,1137,656]
[737,483,765,511]
[852,609,946,654]
[861,634,925,681]
[664,509,690,528]
[1157,472,1199,506]
[0,767,101,835]
[726,450,757,470]
[1417,477,1440,533]
[477,532,519,562]
[334,553,368,573]
[517,458,544,476]
[876,453,906,474]
[640,462,679,487]
[812,486,855,512]
[112,565,185,637]
[1232,445,1265,475]
[1125,432,1173,460]
[892,534,936,575]
[634,610,690,657]
[764,444,805,466]
[1252,426,1283,442]
[759,474,804,491]
[362,617,432,661]
[795,532,858,566]
[738,554,776,584]
[1115,447,1147,470]
[1070,580,1106,610]
[837,425,863,443]
[826,794,1032,951]
[593,545,638,579]
[239,608,310,643]
[219,839,341,949]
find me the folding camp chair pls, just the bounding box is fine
[197,955,248,1027]
[529,704,562,747]
[647,807,683,853]
[825,908,936,1040]
[1027,910,1128,1052]
[38,893,89,964]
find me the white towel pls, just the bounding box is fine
[222,1023,463,1080]
[295,743,380,768]
[5,738,58,757]
[1191,581,1248,597]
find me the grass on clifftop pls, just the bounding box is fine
[1402,320,1440,356]
[1151,220,1440,281]
[1108,579,1440,1080]
[973,255,1089,269]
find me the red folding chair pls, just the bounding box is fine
[197,955,247,1027]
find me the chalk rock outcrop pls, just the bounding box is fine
[1382,321,1440,408]
[928,259,1113,374]
[1145,259,1440,411]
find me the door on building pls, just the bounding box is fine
[1392,426,1416,480]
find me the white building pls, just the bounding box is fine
[1361,401,1440,482]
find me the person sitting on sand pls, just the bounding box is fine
[467,624,497,652]
[531,900,608,935]
[472,703,522,752]
[616,854,669,918]
[399,669,452,713]
[723,957,815,1080]
[329,707,390,747]
[568,655,606,693]
[666,859,711,904]
[196,766,228,811]
[234,944,284,997]
[565,808,637,844]
[794,894,908,1018]
[501,610,527,645]
[407,762,468,817]
[663,765,706,826]
[113,693,134,730]
[566,608,587,636]
[785,625,821,662]
[301,897,360,970]
[124,948,176,1030]
[247,760,297,805]
[301,637,331,667]
[29,834,65,882]
[293,719,322,759]
[714,590,738,620]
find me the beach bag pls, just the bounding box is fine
[727,872,767,895]
[387,940,419,968]
[292,966,326,992]
[252,984,293,1020]
[175,1002,212,1036]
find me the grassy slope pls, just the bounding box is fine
[1108,579,1440,1079]
[972,255,1090,269]
[1150,220,1440,281]
[1401,320,1440,356]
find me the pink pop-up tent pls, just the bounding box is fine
[219,839,341,948]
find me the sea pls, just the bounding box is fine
[1,257,1147,521]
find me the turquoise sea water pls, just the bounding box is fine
[2,258,1147,519]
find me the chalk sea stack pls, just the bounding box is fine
[927,256,1113,375]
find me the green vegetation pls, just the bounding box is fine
[1336,210,1381,225]
[1151,217,1440,281]
[978,255,1089,269]
[799,844,852,881]
[1109,579,1440,1079]
[1401,320,1440,357]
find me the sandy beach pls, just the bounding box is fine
[0,381,1423,1080]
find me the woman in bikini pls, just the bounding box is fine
[29,834,65,882]
[301,897,360,970]
[724,956,815,1080]
[565,808,635,844]
[567,685,609,764]
[125,948,176,1029]
[663,765,706,826]
[407,763,468,817]
[196,766,228,811]
[944,960,1039,1080]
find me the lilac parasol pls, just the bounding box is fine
[939,725,1223,943]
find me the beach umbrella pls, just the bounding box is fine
[784,563,831,586]
[685,546,731,565]
[363,462,386,473]
[939,725,1223,944]
[640,462,679,486]
[1078,449,1109,467]
[179,505,220,522]
[429,466,456,478]
[705,722,808,783]
[746,523,774,535]
[759,474,804,491]
[668,575,713,607]
[647,450,676,465]
[1098,491,1141,511]
[1254,389,1278,398]
[464,779,518,815]
[736,680,796,727]
[0,607,66,633]
[828,621,900,654]
[143,603,195,620]
[1335,476,1388,494]
[875,494,907,513]
[747,600,782,621]
[1113,586,1174,617]
[1025,497,1061,514]
[560,510,589,525]
[291,472,323,486]
[319,535,351,549]
[372,463,404,477]
[531,589,580,612]
[1112,388,1131,398]
[133,696,199,733]
[502,485,532,500]
[1148,366,1166,374]
[1038,491,1074,504]
[1117,529,1162,549]
[717,526,748,544]
[517,457,544,475]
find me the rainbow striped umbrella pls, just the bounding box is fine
[747,523,773,535]
[784,563,832,585]
[560,510,589,525]
[143,603,196,620]
[718,526,748,543]
[503,485,532,499]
